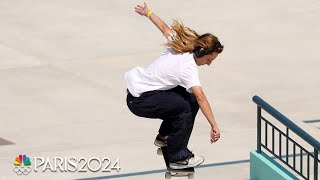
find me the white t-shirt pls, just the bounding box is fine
[125,34,201,97]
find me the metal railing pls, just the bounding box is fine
[253,95,320,180]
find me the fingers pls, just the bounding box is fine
[213,133,220,139]
[134,6,143,15]
[134,9,141,14]
[134,5,143,11]
[210,137,219,144]
[211,131,220,138]
[210,132,220,144]
[135,6,142,11]
[134,2,150,15]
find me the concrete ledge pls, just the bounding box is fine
[250,150,298,180]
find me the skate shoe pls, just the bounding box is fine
[169,154,204,169]
[154,134,168,147]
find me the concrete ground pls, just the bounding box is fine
[0,0,319,179]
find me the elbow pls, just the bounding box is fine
[195,92,206,103]
[160,24,171,35]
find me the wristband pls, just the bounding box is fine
[147,11,153,17]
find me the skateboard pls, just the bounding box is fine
[157,147,195,179]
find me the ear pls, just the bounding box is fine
[193,47,205,58]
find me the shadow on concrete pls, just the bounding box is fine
[75,151,317,180]
[75,159,250,180]
[303,119,320,124]
[0,137,14,146]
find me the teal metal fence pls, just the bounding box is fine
[253,95,320,180]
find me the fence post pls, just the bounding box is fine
[315,148,318,180]
[257,106,262,154]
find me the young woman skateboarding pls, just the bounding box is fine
[125,3,223,170]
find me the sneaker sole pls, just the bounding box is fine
[169,157,204,170]
[154,140,167,147]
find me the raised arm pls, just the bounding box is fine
[135,3,172,36]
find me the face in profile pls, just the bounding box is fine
[195,52,219,66]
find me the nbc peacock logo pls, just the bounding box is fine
[13,154,32,175]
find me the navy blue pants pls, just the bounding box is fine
[126,86,199,162]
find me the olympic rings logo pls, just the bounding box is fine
[13,166,32,175]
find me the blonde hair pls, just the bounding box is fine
[166,20,223,54]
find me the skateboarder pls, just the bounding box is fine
[125,3,223,170]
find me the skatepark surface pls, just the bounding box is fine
[0,0,319,179]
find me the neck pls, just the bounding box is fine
[193,54,200,66]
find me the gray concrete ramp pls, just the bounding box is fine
[0,0,319,179]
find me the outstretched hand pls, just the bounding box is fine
[134,3,150,17]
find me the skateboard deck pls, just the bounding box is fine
[157,147,194,179]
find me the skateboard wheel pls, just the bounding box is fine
[188,173,194,179]
[165,172,171,179]
[157,148,163,155]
